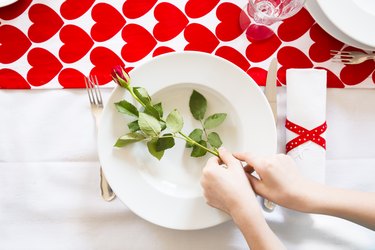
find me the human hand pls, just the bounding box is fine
[200,148,259,215]
[234,153,316,212]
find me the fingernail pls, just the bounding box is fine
[218,147,226,153]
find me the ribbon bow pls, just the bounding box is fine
[286,119,327,153]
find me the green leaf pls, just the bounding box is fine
[153,102,163,117]
[204,113,227,129]
[147,138,164,160]
[114,132,146,147]
[138,112,161,137]
[160,120,167,131]
[207,132,223,148]
[166,109,183,133]
[156,134,175,152]
[185,129,203,148]
[191,140,207,157]
[114,100,139,117]
[144,104,161,120]
[127,120,140,132]
[133,87,151,105]
[189,90,207,120]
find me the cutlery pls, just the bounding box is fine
[85,76,116,202]
[263,58,278,212]
[330,50,375,65]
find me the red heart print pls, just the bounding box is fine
[153,46,175,56]
[60,0,95,20]
[340,52,375,86]
[58,68,86,88]
[0,69,30,89]
[216,3,245,41]
[121,24,157,62]
[184,23,219,53]
[277,8,314,42]
[247,67,268,86]
[277,46,313,85]
[27,48,63,86]
[246,33,281,63]
[91,46,125,84]
[0,0,32,20]
[315,67,344,88]
[59,25,94,63]
[185,0,219,18]
[91,3,126,42]
[309,23,344,63]
[0,25,31,64]
[28,4,64,43]
[153,3,189,42]
[215,46,250,72]
[122,0,157,19]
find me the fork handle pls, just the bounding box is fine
[100,167,116,201]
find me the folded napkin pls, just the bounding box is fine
[286,69,327,183]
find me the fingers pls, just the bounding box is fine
[206,156,220,167]
[218,147,241,168]
[246,173,265,196]
[233,152,265,173]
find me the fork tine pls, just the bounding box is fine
[93,75,103,106]
[89,75,103,107]
[84,77,95,105]
[330,50,351,55]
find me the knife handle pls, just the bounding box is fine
[262,198,276,212]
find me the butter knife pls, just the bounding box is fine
[263,58,278,212]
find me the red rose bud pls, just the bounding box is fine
[111,65,131,89]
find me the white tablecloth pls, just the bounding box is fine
[1,88,374,250]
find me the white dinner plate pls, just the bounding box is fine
[0,0,18,8]
[316,0,375,49]
[97,52,277,230]
[305,0,375,51]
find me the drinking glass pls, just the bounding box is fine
[240,0,306,41]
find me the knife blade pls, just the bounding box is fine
[263,58,278,212]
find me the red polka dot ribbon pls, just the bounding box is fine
[285,119,327,153]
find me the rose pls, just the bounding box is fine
[112,65,226,160]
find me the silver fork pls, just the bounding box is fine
[85,76,116,202]
[330,50,375,65]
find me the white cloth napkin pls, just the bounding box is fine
[286,69,327,183]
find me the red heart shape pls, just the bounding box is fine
[215,46,250,72]
[0,25,31,64]
[315,67,344,88]
[340,48,375,86]
[153,3,189,42]
[28,4,64,43]
[121,24,157,62]
[277,46,313,84]
[91,3,126,42]
[91,46,125,84]
[0,0,32,20]
[185,0,219,18]
[0,69,30,89]
[246,33,281,63]
[59,25,94,63]
[216,3,244,41]
[309,23,344,63]
[184,23,219,53]
[60,0,95,20]
[58,68,86,88]
[247,67,268,86]
[153,46,175,57]
[122,0,157,19]
[27,48,63,86]
[277,8,314,42]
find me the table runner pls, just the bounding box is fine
[0,0,374,89]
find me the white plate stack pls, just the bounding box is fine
[306,0,375,51]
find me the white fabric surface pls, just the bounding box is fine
[286,69,327,183]
[1,88,375,249]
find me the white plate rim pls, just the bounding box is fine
[316,0,375,48]
[305,0,375,51]
[97,51,277,230]
[0,0,18,8]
